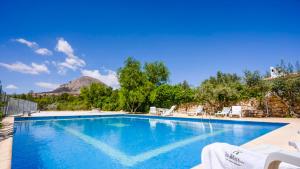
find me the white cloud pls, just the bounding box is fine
[81,69,120,89]
[55,38,74,56]
[15,38,38,48]
[35,82,60,90]
[55,38,86,74]
[5,84,18,90]
[0,62,50,75]
[14,38,52,56]
[35,48,53,56]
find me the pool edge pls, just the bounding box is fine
[0,116,14,169]
[6,113,300,169]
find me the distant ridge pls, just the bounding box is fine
[38,76,106,95]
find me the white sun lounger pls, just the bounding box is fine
[162,105,176,116]
[215,107,231,117]
[187,105,205,116]
[289,130,300,151]
[229,106,242,117]
[149,106,157,115]
[202,142,300,169]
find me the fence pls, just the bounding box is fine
[4,97,38,116]
[0,82,38,116]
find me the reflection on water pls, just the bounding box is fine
[148,119,176,131]
[148,118,216,133]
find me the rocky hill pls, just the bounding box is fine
[46,76,106,95]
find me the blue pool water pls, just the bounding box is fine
[12,115,286,169]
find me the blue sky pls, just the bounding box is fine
[0,0,300,93]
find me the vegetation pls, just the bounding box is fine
[10,58,300,116]
[271,77,300,116]
[197,72,243,111]
[150,82,195,111]
[118,57,154,112]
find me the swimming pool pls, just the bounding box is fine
[12,115,286,169]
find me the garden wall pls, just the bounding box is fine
[177,94,300,118]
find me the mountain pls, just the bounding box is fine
[47,76,106,95]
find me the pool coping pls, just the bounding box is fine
[0,116,14,169]
[1,112,299,169]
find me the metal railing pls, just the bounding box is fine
[0,81,37,116]
[4,97,37,116]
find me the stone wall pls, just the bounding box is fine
[177,94,300,118]
[266,94,300,117]
[265,95,289,117]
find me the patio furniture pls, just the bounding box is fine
[229,106,242,118]
[187,105,205,116]
[162,105,176,116]
[215,107,231,117]
[149,106,157,115]
[202,142,300,169]
[156,108,167,115]
[289,141,300,151]
[289,130,300,151]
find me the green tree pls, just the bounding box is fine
[144,61,169,86]
[271,77,300,117]
[197,71,243,111]
[102,89,120,111]
[80,83,112,109]
[174,81,196,111]
[243,70,269,99]
[118,57,153,113]
[150,84,176,108]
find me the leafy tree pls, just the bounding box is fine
[118,57,153,113]
[242,70,269,99]
[174,81,196,111]
[144,61,169,86]
[276,59,288,74]
[150,80,195,111]
[197,71,243,111]
[80,83,112,109]
[271,77,300,117]
[11,58,300,116]
[102,89,120,111]
[244,70,261,87]
[150,84,176,108]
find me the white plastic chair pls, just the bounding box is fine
[149,107,157,115]
[215,107,231,117]
[230,106,242,117]
[162,105,176,116]
[187,105,205,116]
[289,130,300,152]
[264,151,300,169]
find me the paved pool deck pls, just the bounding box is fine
[1,111,299,169]
[172,113,300,169]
